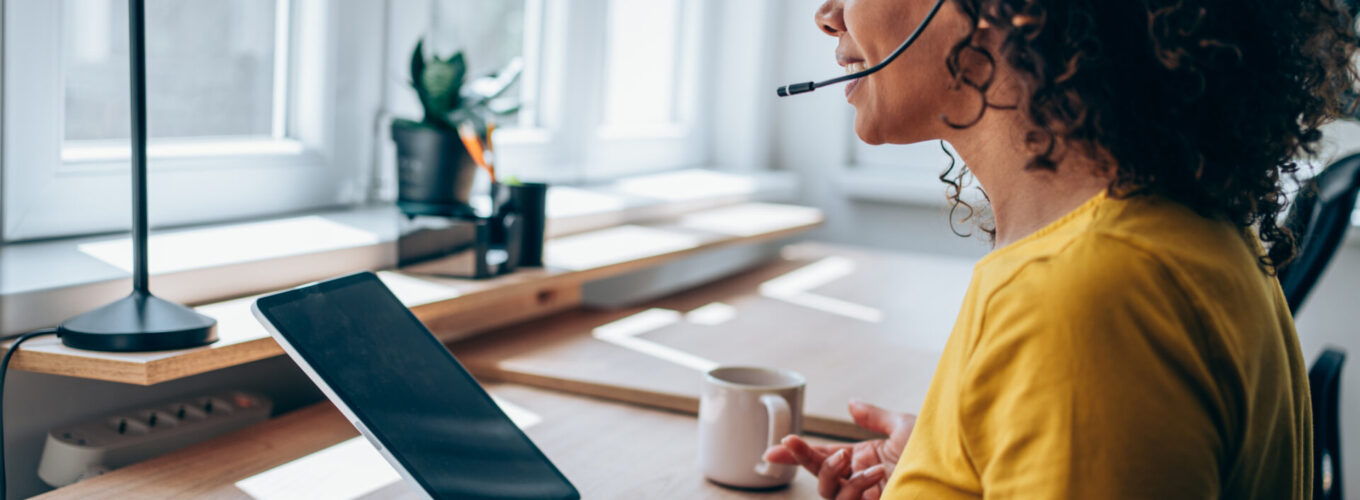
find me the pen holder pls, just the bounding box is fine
[490,182,548,267]
[510,182,548,267]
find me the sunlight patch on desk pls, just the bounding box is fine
[686,302,737,326]
[610,169,757,201]
[677,203,823,237]
[491,394,544,430]
[759,256,855,295]
[771,292,884,323]
[377,271,463,307]
[235,437,401,500]
[78,216,381,274]
[592,308,681,340]
[592,308,719,371]
[759,256,884,324]
[545,186,631,219]
[544,225,702,270]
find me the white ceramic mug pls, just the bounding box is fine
[698,366,806,489]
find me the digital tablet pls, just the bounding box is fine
[252,272,578,500]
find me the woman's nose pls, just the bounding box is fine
[815,0,846,36]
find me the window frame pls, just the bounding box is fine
[1,0,382,242]
[586,0,710,180]
[382,0,714,188]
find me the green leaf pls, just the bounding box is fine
[449,52,467,100]
[423,63,457,106]
[410,39,426,85]
[404,40,471,129]
[410,39,439,124]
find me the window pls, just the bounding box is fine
[4,0,725,241]
[386,0,711,186]
[3,0,384,241]
[62,0,282,142]
[588,0,707,179]
[429,0,527,128]
[601,0,684,130]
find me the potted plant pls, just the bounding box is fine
[391,40,519,218]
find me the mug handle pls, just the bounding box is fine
[754,394,792,477]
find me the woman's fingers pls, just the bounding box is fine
[781,435,828,475]
[860,484,883,500]
[763,444,799,465]
[850,440,881,470]
[834,464,889,500]
[818,449,852,499]
[767,437,848,464]
[847,399,909,436]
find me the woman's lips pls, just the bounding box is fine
[843,60,867,100]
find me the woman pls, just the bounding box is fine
[764,0,1357,498]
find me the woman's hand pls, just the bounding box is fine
[763,400,915,500]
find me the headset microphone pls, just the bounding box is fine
[777,0,947,97]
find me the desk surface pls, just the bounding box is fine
[35,383,837,499]
[36,242,978,498]
[456,243,975,439]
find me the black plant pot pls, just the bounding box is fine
[391,121,478,219]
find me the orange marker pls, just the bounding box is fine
[457,122,494,182]
[485,121,496,155]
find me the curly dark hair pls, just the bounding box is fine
[938,0,1359,270]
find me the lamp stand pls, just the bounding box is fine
[57,0,217,352]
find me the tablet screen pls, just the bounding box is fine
[255,272,578,500]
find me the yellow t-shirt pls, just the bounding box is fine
[884,192,1312,499]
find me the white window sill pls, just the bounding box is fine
[836,165,949,207]
[0,168,799,336]
[837,165,1360,247]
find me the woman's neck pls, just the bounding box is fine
[948,112,1115,248]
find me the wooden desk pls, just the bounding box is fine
[455,243,975,439]
[35,383,838,499]
[34,242,976,498]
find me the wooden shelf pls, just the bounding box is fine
[4,203,822,385]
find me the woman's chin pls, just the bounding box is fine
[855,114,940,146]
[853,119,888,145]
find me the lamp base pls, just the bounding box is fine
[58,292,218,352]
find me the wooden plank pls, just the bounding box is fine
[36,383,843,499]
[2,203,821,385]
[453,243,975,441]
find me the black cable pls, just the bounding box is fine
[0,328,58,500]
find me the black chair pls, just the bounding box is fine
[1276,153,1360,500]
[1278,153,1360,313]
[1311,348,1347,500]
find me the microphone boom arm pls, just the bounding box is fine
[777,0,947,97]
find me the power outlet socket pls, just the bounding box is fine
[37,390,272,487]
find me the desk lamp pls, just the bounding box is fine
[56,0,218,351]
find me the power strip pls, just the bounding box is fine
[36,390,272,487]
